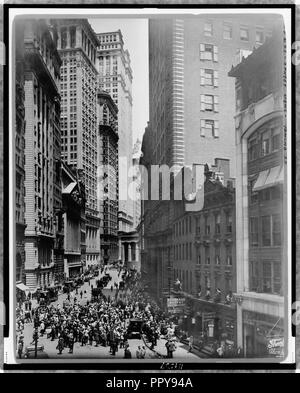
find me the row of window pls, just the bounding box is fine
[196,246,233,266]
[61,66,77,74]
[249,184,281,205]
[61,98,77,105]
[250,260,281,295]
[196,213,233,235]
[173,269,233,296]
[174,216,192,237]
[248,126,282,161]
[202,21,271,44]
[249,214,281,247]
[98,34,118,43]
[174,212,233,237]
[174,243,193,261]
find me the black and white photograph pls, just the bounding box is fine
[1,3,297,372]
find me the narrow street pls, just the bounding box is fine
[21,265,202,360]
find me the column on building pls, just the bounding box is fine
[128,243,132,262]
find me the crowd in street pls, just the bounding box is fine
[16,266,180,359]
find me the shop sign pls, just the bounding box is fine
[167,297,185,307]
[267,336,284,357]
[167,297,185,314]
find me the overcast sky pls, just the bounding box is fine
[89,18,149,145]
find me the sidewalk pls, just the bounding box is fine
[179,337,215,358]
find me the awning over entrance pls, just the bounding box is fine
[253,170,269,192]
[16,283,30,292]
[253,166,283,192]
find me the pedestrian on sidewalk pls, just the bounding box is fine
[17,337,24,359]
[57,336,64,355]
[51,325,56,341]
[216,343,225,358]
[68,332,74,354]
[124,343,132,359]
[94,330,100,347]
[166,339,176,358]
[188,335,194,352]
[80,291,83,299]
[88,329,93,346]
[40,321,45,336]
[140,346,146,359]
[165,340,171,358]
[136,346,142,359]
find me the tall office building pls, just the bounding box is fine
[15,21,26,288]
[17,19,62,290]
[96,31,134,233]
[143,15,281,302]
[97,90,119,264]
[57,19,101,268]
[148,15,279,173]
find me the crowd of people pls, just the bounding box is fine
[16,266,180,359]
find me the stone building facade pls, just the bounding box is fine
[61,162,86,278]
[229,23,287,357]
[97,90,119,265]
[96,30,134,235]
[17,19,62,290]
[57,19,101,269]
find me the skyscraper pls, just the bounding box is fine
[148,15,278,173]
[96,31,134,234]
[17,19,62,290]
[144,15,281,301]
[97,90,119,264]
[57,19,101,268]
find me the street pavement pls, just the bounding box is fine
[21,266,202,360]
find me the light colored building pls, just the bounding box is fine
[15,21,26,290]
[229,24,287,357]
[144,15,281,303]
[97,90,119,265]
[132,139,142,230]
[18,19,62,290]
[116,140,142,272]
[96,30,134,234]
[57,19,101,269]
